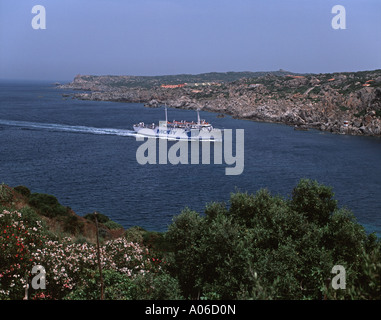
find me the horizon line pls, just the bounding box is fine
[1,67,381,83]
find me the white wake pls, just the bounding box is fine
[0,119,137,137]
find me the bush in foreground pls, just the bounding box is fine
[165,179,380,299]
[1,179,379,300]
[0,207,169,300]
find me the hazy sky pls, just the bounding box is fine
[0,0,380,81]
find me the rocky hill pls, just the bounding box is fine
[59,69,381,136]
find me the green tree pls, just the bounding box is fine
[290,179,337,226]
[165,208,204,298]
[165,179,379,300]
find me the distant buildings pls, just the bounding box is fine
[248,83,264,88]
[190,82,221,87]
[160,83,186,88]
[160,82,221,89]
[363,79,374,87]
[286,75,306,79]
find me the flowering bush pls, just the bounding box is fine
[0,209,164,300]
[0,209,46,299]
[30,237,160,298]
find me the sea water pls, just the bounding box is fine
[0,80,380,236]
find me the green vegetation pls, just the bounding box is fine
[28,193,68,218]
[84,212,123,230]
[164,179,380,300]
[75,70,297,89]
[13,185,31,198]
[354,110,367,118]
[0,183,13,205]
[0,179,380,300]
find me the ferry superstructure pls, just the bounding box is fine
[133,108,222,142]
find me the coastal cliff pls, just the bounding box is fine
[59,69,381,136]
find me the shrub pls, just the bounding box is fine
[103,220,123,230]
[124,226,146,243]
[0,183,13,205]
[165,179,379,300]
[13,185,31,198]
[83,212,122,230]
[83,212,110,224]
[28,193,68,218]
[1,179,379,300]
[132,270,183,300]
[0,209,46,299]
[0,207,162,300]
[64,270,137,300]
[165,208,204,298]
[63,214,84,235]
[290,179,337,226]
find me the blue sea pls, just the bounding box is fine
[1,80,380,237]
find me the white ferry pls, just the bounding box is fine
[133,107,222,141]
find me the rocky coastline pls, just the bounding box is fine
[58,70,381,137]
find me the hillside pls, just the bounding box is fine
[1,181,380,300]
[0,183,124,243]
[59,70,297,89]
[59,69,381,136]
